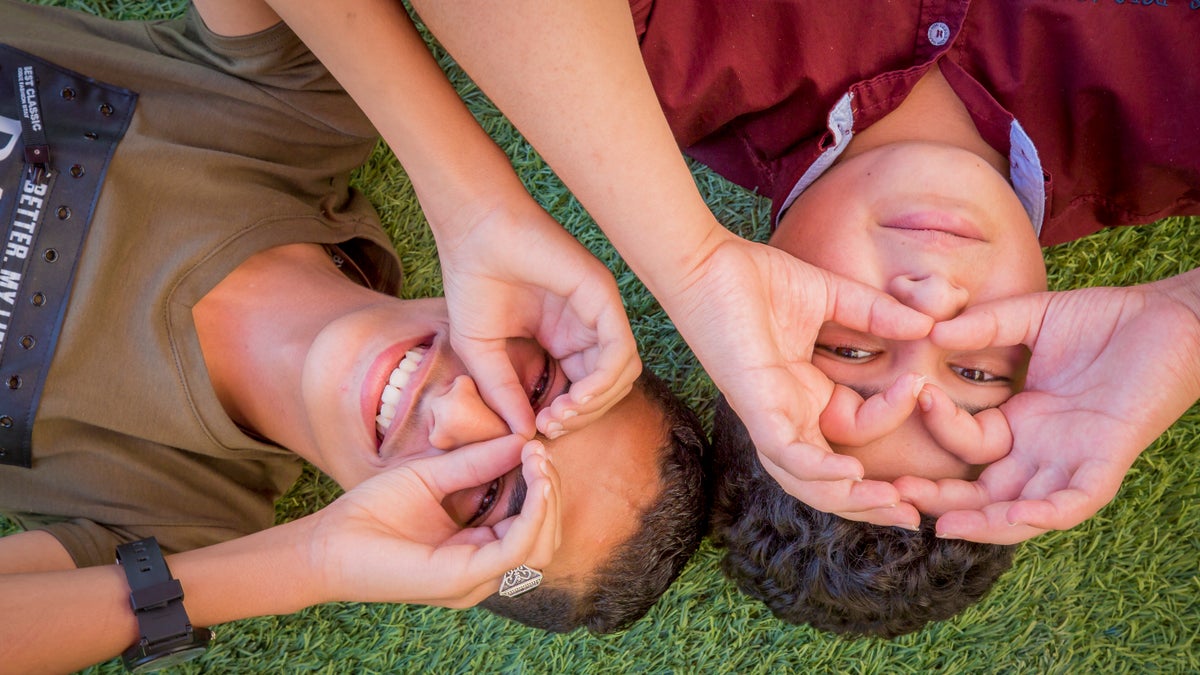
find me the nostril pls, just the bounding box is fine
[427,375,509,450]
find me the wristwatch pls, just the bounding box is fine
[115,537,214,673]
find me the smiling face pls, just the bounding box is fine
[295,296,664,584]
[771,141,1047,481]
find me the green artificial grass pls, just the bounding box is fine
[5,1,1198,673]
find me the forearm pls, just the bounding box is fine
[167,514,323,627]
[407,0,731,298]
[0,563,132,674]
[261,0,536,236]
[0,518,323,674]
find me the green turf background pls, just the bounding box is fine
[5,1,1197,673]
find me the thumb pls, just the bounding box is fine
[824,271,934,340]
[931,292,1052,351]
[453,336,536,438]
[819,374,924,446]
[412,433,525,496]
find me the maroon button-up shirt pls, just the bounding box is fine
[632,0,1200,246]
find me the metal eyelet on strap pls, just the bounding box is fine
[0,48,137,468]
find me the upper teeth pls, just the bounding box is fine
[376,347,427,438]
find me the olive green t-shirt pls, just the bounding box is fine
[0,1,402,566]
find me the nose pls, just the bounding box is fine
[427,375,511,450]
[886,274,969,321]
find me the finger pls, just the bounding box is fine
[721,357,870,484]
[554,305,641,402]
[812,478,921,529]
[755,434,866,484]
[929,292,1052,351]
[415,434,525,497]
[467,445,554,575]
[894,476,1001,517]
[730,368,866,482]
[917,384,1013,464]
[1006,459,1123,529]
[819,375,924,446]
[538,337,641,436]
[537,382,634,439]
[442,525,501,548]
[895,448,1042,515]
[453,337,537,438]
[1013,462,1073,501]
[824,271,934,341]
[524,440,562,567]
[837,502,923,530]
[439,580,505,609]
[758,449,903,514]
[933,504,1049,545]
[443,443,562,578]
[1005,493,1093,532]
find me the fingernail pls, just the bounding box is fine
[544,422,563,436]
[578,394,594,405]
[936,531,960,540]
[911,375,928,398]
[522,440,542,460]
[562,409,578,420]
[917,389,933,412]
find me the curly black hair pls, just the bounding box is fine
[710,395,1014,638]
[480,369,709,633]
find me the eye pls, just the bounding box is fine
[466,478,501,527]
[817,344,877,361]
[952,366,1008,384]
[528,352,552,408]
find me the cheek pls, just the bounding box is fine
[772,218,878,284]
[974,239,1048,301]
[773,199,883,287]
[832,433,976,482]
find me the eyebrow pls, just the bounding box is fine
[847,384,994,416]
[504,470,528,520]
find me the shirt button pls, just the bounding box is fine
[928,21,951,46]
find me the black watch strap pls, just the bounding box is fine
[116,537,211,670]
[116,538,189,643]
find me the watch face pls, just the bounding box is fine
[129,645,208,673]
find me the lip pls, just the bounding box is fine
[882,210,986,242]
[362,333,440,458]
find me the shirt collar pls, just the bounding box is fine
[775,91,1046,238]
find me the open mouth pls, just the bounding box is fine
[375,342,432,445]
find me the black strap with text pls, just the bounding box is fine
[0,47,136,467]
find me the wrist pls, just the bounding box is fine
[117,538,213,672]
[419,171,544,253]
[619,212,734,303]
[1155,267,1200,319]
[166,517,326,628]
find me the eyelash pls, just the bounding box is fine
[467,477,501,527]
[952,366,1008,384]
[817,344,876,361]
[529,352,552,408]
[819,344,1008,384]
